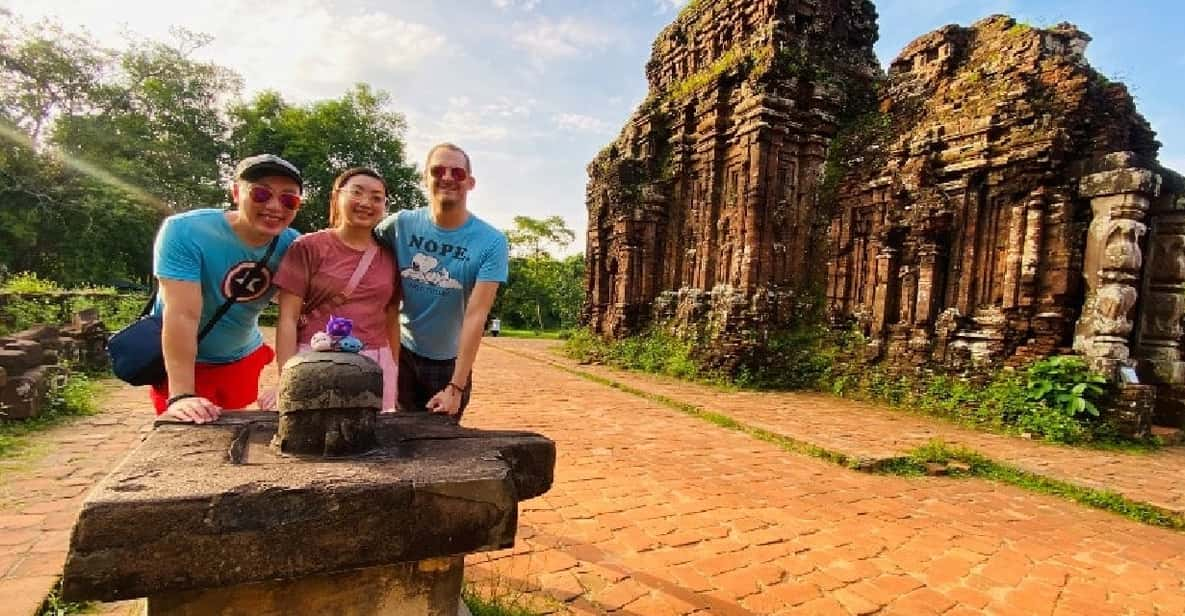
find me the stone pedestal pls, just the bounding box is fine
[148,558,464,616]
[61,410,555,614]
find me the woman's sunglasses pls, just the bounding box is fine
[248,184,302,211]
[429,165,468,182]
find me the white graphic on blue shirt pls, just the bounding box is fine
[402,253,463,289]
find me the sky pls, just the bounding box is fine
[3,0,1182,255]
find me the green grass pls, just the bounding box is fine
[506,345,1185,532]
[464,592,541,616]
[0,373,102,463]
[36,580,95,616]
[463,577,550,616]
[496,328,564,340]
[876,440,1185,531]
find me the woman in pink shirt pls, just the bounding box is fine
[269,168,400,410]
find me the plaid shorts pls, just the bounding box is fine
[397,345,472,420]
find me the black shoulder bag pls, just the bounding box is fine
[107,237,279,386]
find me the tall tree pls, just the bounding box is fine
[229,84,426,232]
[505,215,576,259]
[0,13,111,146]
[495,216,583,330]
[51,28,242,211]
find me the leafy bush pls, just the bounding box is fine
[0,271,149,334]
[1024,356,1107,418]
[563,327,708,381]
[1,272,63,293]
[565,325,1123,445]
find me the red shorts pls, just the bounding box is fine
[150,344,275,414]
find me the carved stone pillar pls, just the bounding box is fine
[1019,191,1046,306]
[1074,154,1161,375]
[1001,199,1028,309]
[1135,204,1185,385]
[915,244,942,325]
[870,247,898,342]
[899,265,917,325]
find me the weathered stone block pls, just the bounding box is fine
[0,340,42,368]
[0,349,34,374]
[61,412,555,602]
[0,365,51,420]
[1079,169,1161,199]
[1109,384,1155,439]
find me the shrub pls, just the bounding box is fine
[1,272,62,293]
[564,325,1125,445]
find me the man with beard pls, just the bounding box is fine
[375,143,508,420]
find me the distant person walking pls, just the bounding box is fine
[268,167,401,411]
[151,154,302,423]
[490,317,501,337]
[374,143,508,421]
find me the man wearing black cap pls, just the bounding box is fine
[151,154,303,423]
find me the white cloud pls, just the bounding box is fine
[511,17,612,61]
[3,0,446,101]
[492,0,541,10]
[412,96,537,146]
[553,113,610,134]
[655,0,687,12]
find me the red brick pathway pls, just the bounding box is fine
[466,342,1185,615]
[0,383,151,616]
[5,339,1185,614]
[492,337,1185,515]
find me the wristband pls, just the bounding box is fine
[447,382,466,395]
[166,393,199,409]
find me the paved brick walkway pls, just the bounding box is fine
[0,383,152,616]
[4,339,1185,614]
[491,338,1185,516]
[467,342,1185,615]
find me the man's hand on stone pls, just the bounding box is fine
[161,396,222,424]
[426,387,461,418]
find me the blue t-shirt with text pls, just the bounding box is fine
[375,208,508,360]
[151,209,298,364]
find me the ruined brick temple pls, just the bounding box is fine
[584,2,1185,429]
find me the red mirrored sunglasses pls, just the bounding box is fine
[248,184,302,211]
[429,165,468,182]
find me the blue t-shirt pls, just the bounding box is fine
[375,208,509,360]
[151,209,299,364]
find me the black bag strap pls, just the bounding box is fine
[197,236,279,341]
[139,236,280,342]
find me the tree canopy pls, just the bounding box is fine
[0,13,425,285]
[493,216,584,331]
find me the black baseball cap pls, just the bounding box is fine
[234,154,303,190]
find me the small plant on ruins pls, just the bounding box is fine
[1023,356,1108,419]
[1011,356,1109,443]
[36,580,93,616]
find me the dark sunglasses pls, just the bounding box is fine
[248,184,302,211]
[429,165,468,182]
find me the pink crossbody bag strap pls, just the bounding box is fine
[301,244,379,326]
[343,245,379,298]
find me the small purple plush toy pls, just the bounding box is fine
[325,315,353,338]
